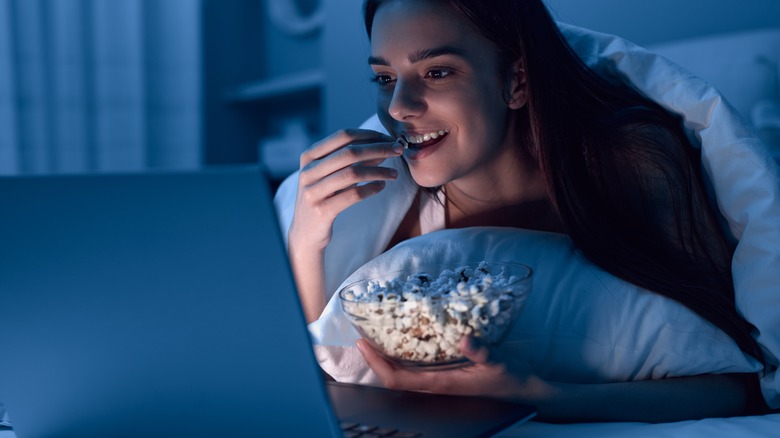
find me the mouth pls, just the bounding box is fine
[398,129,449,151]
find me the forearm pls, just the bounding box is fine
[288,240,327,324]
[533,373,754,423]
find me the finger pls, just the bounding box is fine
[305,164,397,204]
[355,157,388,167]
[296,177,391,233]
[325,181,388,213]
[300,181,386,225]
[298,141,402,188]
[357,339,445,392]
[302,129,395,165]
[357,338,399,380]
[303,141,403,185]
[460,336,492,365]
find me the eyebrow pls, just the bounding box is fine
[368,45,468,66]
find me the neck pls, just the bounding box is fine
[442,163,563,233]
[444,189,562,233]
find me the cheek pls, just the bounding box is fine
[440,81,504,119]
[444,92,506,137]
[375,89,392,111]
[376,93,394,129]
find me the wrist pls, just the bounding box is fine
[287,224,330,255]
[288,234,327,263]
[515,377,577,423]
[520,374,558,404]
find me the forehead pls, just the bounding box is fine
[370,0,496,63]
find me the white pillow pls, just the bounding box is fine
[311,227,760,384]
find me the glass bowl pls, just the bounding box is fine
[338,261,532,370]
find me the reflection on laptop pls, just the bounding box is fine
[0,167,535,437]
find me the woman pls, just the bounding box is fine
[286,0,767,422]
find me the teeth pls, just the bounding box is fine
[405,129,449,144]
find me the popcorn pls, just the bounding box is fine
[339,262,530,368]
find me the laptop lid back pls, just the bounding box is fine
[0,168,341,438]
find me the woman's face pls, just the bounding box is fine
[369,0,523,188]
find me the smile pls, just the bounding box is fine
[400,129,449,150]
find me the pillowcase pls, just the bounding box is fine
[310,227,760,385]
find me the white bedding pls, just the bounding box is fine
[508,413,780,437]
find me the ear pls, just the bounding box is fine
[506,58,527,110]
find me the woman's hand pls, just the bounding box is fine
[289,129,401,252]
[288,129,403,322]
[357,336,548,401]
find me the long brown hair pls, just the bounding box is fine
[363,0,764,363]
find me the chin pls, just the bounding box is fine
[408,169,447,189]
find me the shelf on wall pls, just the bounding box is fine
[225,69,325,103]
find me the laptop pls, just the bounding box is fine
[0,167,536,438]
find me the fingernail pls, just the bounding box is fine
[390,168,398,179]
[392,142,404,154]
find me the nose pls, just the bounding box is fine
[388,79,426,121]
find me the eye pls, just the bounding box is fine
[370,74,395,88]
[425,68,453,81]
